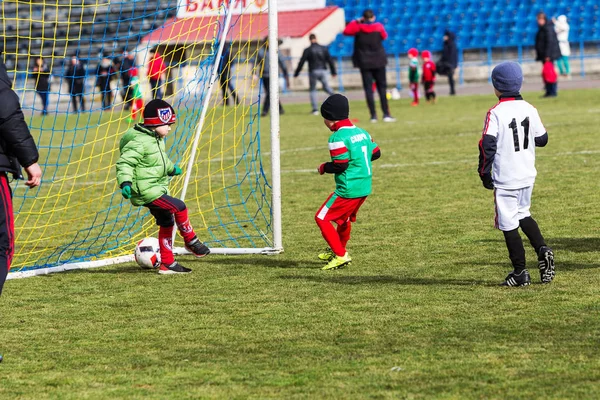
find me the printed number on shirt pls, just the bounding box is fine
[361,146,371,175]
[508,117,530,152]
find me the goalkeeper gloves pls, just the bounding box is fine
[480,173,494,190]
[169,166,182,176]
[121,182,132,199]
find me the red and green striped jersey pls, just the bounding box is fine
[328,122,379,198]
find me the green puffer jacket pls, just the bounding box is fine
[116,124,176,206]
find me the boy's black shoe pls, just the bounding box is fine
[501,269,531,287]
[185,237,210,258]
[538,246,555,283]
[158,262,192,275]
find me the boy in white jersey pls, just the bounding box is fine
[478,61,555,286]
[316,94,380,270]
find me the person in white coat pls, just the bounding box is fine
[553,15,570,77]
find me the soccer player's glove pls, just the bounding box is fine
[169,166,182,176]
[318,163,326,175]
[480,173,494,190]
[121,182,132,199]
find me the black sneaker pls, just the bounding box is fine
[185,237,210,258]
[538,246,555,283]
[158,262,192,275]
[501,269,531,287]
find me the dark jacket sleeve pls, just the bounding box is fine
[0,110,40,169]
[294,49,308,77]
[323,161,349,174]
[478,134,496,176]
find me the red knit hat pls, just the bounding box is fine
[408,48,419,58]
[143,99,176,126]
[421,50,432,60]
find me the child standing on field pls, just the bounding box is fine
[478,61,555,286]
[315,94,380,270]
[408,48,420,106]
[421,50,436,103]
[116,99,210,274]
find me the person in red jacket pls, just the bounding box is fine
[421,50,437,103]
[147,48,167,99]
[343,9,395,123]
[542,60,558,97]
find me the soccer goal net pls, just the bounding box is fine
[4,0,282,278]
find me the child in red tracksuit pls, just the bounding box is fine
[542,60,558,97]
[421,50,437,103]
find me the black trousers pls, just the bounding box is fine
[447,68,456,95]
[0,173,14,296]
[359,67,390,118]
[100,90,113,109]
[261,77,283,115]
[71,92,85,112]
[36,91,49,113]
[220,73,238,106]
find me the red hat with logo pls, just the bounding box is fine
[143,99,176,126]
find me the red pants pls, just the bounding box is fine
[0,174,14,295]
[315,193,367,257]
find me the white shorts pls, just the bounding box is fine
[494,186,533,231]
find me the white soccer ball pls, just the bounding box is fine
[134,237,161,269]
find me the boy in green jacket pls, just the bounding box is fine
[116,99,210,274]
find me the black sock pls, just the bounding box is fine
[519,216,546,253]
[503,228,526,273]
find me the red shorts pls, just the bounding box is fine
[315,193,367,225]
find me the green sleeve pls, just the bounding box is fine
[116,139,144,186]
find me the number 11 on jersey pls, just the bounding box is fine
[509,117,530,152]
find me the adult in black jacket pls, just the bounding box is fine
[218,43,239,106]
[535,12,562,63]
[438,30,458,95]
[96,56,115,110]
[343,9,395,122]
[0,56,42,295]
[31,57,51,115]
[65,56,86,112]
[293,34,336,114]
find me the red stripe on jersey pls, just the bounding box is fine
[372,146,380,154]
[334,158,349,164]
[482,111,491,135]
[330,119,354,131]
[330,147,348,157]
[499,97,516,102]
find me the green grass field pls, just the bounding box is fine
[1,89,600,399]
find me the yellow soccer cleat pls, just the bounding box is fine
[317,248,335,262]
[322,252,352,271]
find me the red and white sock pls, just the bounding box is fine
[158,226,175,265]
[174,208,196,243]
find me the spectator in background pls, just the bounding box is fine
[118,50,137,109]
[31,57,51,115]
[293,33,337,115]
[437,30,458,95]
[65,56,86,112]
[96,55,115,110]
[343,9,395,123]
[535,12,561,96]
[147,48,167,99]
[553,15,571,78]
[0,54,42,296]
[218,42,239,106]
[256,38,289,117]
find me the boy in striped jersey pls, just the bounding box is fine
[315,94,380,270]
[478,62,555,286]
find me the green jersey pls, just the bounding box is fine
[328,123,379,198]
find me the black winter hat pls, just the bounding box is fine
[320,94,349,121]
[143,99,176,126]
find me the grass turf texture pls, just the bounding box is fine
[2,89,600,399]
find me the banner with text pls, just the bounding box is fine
[178,0,327,18]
